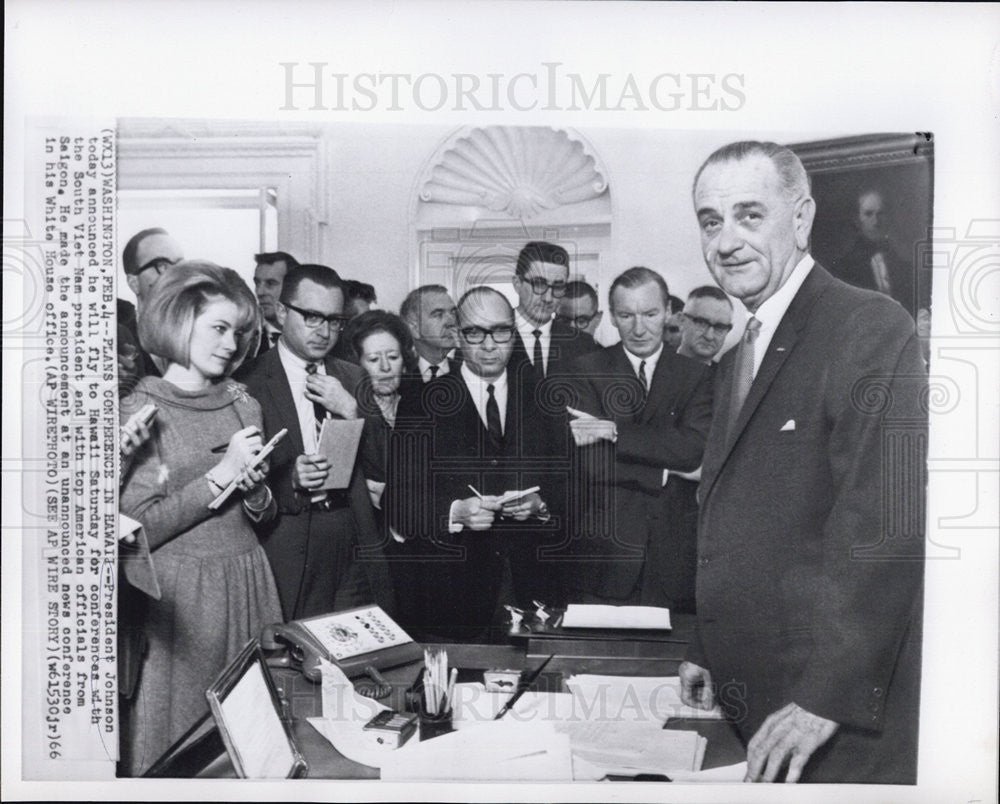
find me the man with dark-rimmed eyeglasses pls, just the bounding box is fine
[677,285,734,364]
[555,280,604,343]
[509,241,598,384]
[385,287,567,642]
[239,264,395,621]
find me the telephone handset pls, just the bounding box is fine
[260,605,423,683]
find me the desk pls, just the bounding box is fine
[156,615,746,779]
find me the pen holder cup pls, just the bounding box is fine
[417,704,453,741]
[405,671,454,741]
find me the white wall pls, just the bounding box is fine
[315,123,724,315]
[119,121,833,343]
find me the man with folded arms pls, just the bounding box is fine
[563,266,713,612]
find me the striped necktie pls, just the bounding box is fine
[304,362,328,437]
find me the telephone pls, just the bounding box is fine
[260,605,423,683]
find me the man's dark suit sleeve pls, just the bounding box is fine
[615,359,714,473]
[789,299,926,730]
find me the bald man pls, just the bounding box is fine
[384,287,567,642]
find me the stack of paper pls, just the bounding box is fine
[306,659,396,769]
[565,675,724,721]
[380,720,574,781]
[555,720,706,776]
[561,604,672,629]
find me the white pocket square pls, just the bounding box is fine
[779,419,796,432]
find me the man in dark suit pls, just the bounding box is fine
[400,284,458,382]
[677,285,734,364]
[561,267,713,610]
[384,287,566,642]
[555,279,604,342]
[239,264,395,620]
[252,250,299,357]
[117,227,184,381]
[680,141,926,783]
[509,241,599,384]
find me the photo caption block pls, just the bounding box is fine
[23,120,119,778]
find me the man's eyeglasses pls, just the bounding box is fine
[459,325,515,344]
[555,312,598,329]
[683,313,733,336]
[285,302,350,330]
[137,258,179,277]
[523,277,568,298]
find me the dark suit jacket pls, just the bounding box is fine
[509,318,600,382]
[239,347,396,616]
[384,368,567,641]
[690,264,926,783]
[559,344,713,601]
[356,373,423,485]
[117,298,161,379]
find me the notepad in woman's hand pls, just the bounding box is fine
[561,604,671,630]
[316,417,365,490]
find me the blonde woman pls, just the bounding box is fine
[119,261,281,775]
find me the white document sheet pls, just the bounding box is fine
[565,675,724,721]
[561,604,672,629]
[380,720,573,781]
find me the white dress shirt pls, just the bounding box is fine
[621,342,663,387]
[276,339,326,454]
[447,364,510,532]
[620,344,671,486]
[514,309,552,375]
[747,255,814,379]
[460,362,507,434]
[417,353,451,383]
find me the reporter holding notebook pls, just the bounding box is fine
[118,261,281,775]
[237,264,396,622]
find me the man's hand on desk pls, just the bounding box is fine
[678,661,716,710]
[452,495,501,531]
[745,702,838,783]
[500,491,546,521]
[568,408,617,447]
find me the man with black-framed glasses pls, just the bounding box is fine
[384,287,566,642]
[556,280,604,342]
[239,263,395,621]
[677,285,735,364]
[509,241,598,384]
